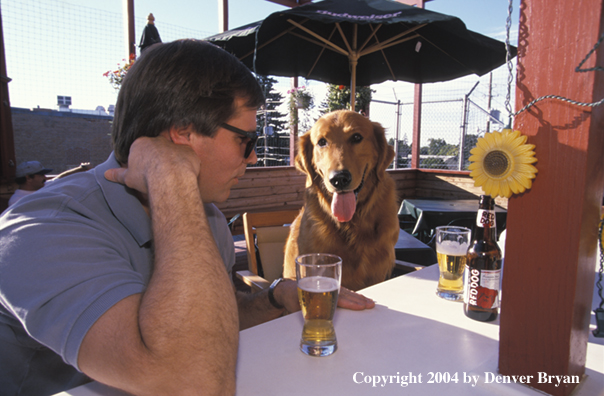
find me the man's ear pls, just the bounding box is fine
[168,126,193,145]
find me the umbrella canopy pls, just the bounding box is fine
[206,0,516,104]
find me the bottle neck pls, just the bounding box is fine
[476,209,497,242]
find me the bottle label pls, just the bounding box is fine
[464,268,501,309]
[476,209,496,228]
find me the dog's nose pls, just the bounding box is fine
[329,170,352,190]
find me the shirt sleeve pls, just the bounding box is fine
[0,198,150,370]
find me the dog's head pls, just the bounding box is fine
[296,110,395,223]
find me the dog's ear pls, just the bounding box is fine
[373,121,395,179]
[295,132,316,188]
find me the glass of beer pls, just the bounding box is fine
[435,226,472,301]
[295,253,342,357]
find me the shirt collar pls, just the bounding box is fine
[94,153,152,246]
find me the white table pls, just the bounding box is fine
[56,265,604,396]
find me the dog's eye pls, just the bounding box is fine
[351,133,363,144]
[317,138,328,147]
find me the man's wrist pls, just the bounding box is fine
[268,278,286,310]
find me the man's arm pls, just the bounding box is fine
[78,136,239,395]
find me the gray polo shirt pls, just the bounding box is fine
[0,153,235,396]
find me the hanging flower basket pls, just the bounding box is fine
[288,86,314,126]
[295,95,311,109]
[288,86,313,110]
[103,53,136,90]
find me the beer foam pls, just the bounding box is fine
[436,240,469,256]
[298,276,339,292]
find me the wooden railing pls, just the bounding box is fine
[216,166,508,234]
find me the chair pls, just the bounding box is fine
[236,209,300,292]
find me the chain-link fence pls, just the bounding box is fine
[2,0,515,170]
[1,0,214,112]
[370,66,512,171]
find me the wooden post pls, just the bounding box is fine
[124,0,136,59]
[411,83,422,169]
[397,0,428,169]
[498,1,604,395]
[290,77,299,165]
[218,0,229,33]
[0,6,15,189]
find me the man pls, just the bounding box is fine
[0,40,373,396]
[8,160,52,206]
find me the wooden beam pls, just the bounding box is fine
[124,0,136,59]
[397,0,427,170]
[498,1,604,395]
[219,0,229,32]
[0,6,15,186]
[411,83,422,168]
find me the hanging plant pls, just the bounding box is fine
[288,86,313,126]
[103,53,136,90]
[468,128,538,198]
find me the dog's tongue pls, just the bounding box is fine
[331,192,356,222]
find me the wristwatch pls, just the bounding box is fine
[268,278,286,310]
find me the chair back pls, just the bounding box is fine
[243,210,300,283]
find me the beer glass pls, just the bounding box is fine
[295,253,342,357]
[435,226,472,301]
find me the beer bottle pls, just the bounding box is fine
[464,195,502,322]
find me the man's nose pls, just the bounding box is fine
[246,148,258,165]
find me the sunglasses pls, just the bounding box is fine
[221,123,258,159]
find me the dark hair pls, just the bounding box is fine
[111,39,265,164]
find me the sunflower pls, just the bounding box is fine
[468,129,538,198]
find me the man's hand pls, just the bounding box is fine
[337,287,375,310]
[104,133,200,195]
[274,280,375,313]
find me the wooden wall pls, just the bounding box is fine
[217,166,507,234]
[215,166,306,220]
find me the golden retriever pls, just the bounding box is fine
[283,110,400,291]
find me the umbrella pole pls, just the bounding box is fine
[349,26,358,112]
[349,56,358,111]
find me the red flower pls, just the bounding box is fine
[339,85,345,90]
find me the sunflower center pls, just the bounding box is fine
[483,150,511,178]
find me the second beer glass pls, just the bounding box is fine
[435,226,472,301]
[295,253,342,357]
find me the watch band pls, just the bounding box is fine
[268,278,286,310]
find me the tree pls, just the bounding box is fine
[389,134,412,168]
[321,84,373,114]
[427,138,457,156]
[256,76,287,135]
[254,76,289,167]
[461,133,479,170]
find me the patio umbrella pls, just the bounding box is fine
[206,0,516,104]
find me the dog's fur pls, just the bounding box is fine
[283,110,400,291]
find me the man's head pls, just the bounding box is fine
[112,39,265,165]
[15,161,53,190]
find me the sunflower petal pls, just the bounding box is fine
[474,173,488,186]
[514,173,533,190]
[508,177,522,194]
[499,179,512,198]
[486,178,499,197]
[476,137,491,151]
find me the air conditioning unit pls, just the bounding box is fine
[57,96,72,111]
